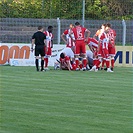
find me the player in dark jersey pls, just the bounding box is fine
[31,26,46,71]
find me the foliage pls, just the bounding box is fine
[0,0,133,20]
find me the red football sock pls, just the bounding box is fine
[79,64,82,69]
[75,58,79,68]
[111,59,115,68]
[82,58,87,67]
[96,60,101,69]
[44,57,48,68]
[106,59,110,68]
[102,59,106,68]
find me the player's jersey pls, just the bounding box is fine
[60,56,70,65]
[87,37,98,49]
[108,29,116,47]
[100,32,109,49]
[44,31,53,48]
[63,29,75,48]
[72,26,87,41]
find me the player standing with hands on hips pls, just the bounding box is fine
[31,26,46,71]
[70,22,91,71]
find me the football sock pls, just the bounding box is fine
[102,59,106,68]
[44,57,48,68]
[41,60,44,70]
[79,63,82,69]
[75,58,79,68]
[35,59,39,70]
[96,60,101,69]
[82,58,87,67]
[106,59,110,68]
[111,58,115,68]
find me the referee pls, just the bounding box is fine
[31,26,46,71]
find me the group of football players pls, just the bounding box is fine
[40,21,116,72]
[53,22,116,72]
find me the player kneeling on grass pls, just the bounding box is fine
[60,53,76,71]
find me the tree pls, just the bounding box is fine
[0,0,132,20]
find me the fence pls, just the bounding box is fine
[0,18,133,45]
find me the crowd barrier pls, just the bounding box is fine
[0,43,133,67]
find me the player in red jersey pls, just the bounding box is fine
[60,52,75,71]
[93,24,106,68]
[71,22,90,71]
[106,23,116,71]
[43,26,53,70]
[86,37,98,66]
[61,24,75,49]
[90,25,113,72]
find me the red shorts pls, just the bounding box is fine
[108,46,116,56]
[98,44,102,56]
[102,48,109,58]
[93,50,98,58]
[98,45,109,58]
[44,47,52,56]
[75,40,86,55]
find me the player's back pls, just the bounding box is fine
[44,31,53,47]
[88,38,98,49]
[72,26,86,41]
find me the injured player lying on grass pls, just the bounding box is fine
[54,48,94,71]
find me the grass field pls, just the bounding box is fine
[0,66,133,133]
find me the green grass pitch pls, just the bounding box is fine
[0,66,133,133]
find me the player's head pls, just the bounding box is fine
[101,24,106,29]
[60,52,65,59]
[106,23,111,28]
[38,26,43,31]
[75,22,80,26]
[69,24,74,29]
[48,26,53,33]
[105,25,110,33]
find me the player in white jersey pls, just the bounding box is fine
[93,24,106,69]
[90,25,113,72]
[44,26,53,70]
[106,23,116,71]
[61,24,75,49]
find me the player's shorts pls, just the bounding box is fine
[75,40,86,55]
[47,47,52,56]
[98,44,109,58]
[102,48,109,59]
[93,50,98,58]
[35,45,45,56]
[44,47,52,56]
[108,46,116,56]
